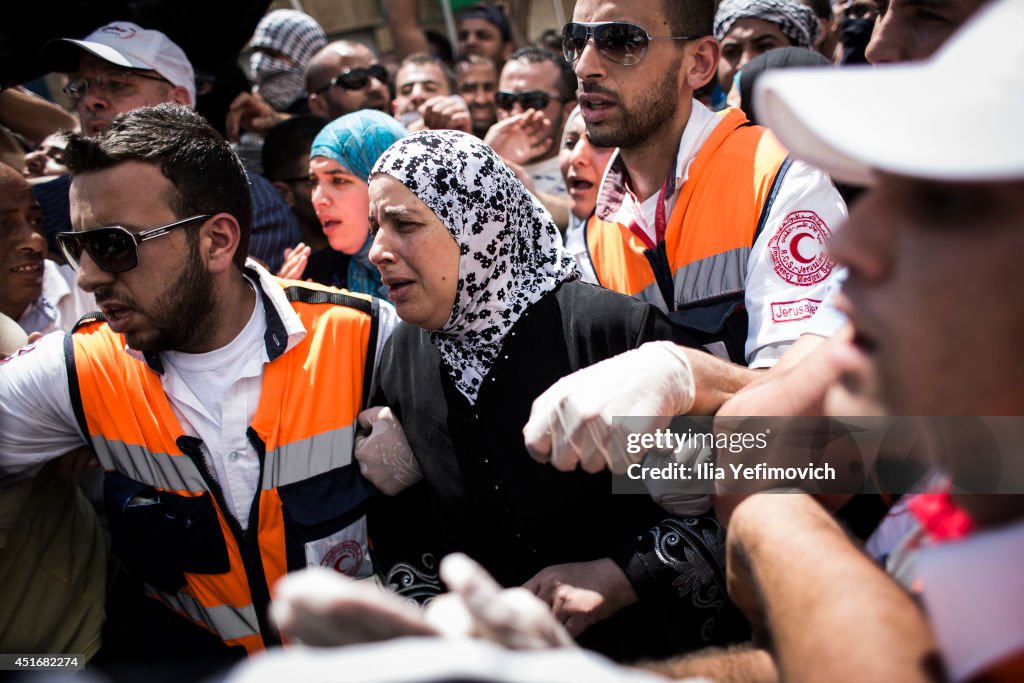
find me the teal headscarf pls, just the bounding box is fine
[309,110,408,299]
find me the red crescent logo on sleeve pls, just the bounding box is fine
[790,233,815,264]
[768,211,834,285]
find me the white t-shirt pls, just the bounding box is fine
[0,261,396,527]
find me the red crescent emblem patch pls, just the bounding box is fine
[322,540,364,576]
[768,211,834,286]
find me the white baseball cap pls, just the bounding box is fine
[45,21,196,106]
[754,0,1024,186]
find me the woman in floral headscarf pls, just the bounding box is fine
[362,130,748,662]
[309,109,407,299]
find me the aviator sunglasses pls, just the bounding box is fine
[561,22,699,66]
[313,64,389,95]
[57,214,212,273]
[494,90,571,111]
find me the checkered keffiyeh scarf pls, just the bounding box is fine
[714,0,820,49]
[250,9,327,68]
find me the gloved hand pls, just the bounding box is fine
[427,553,576,650]
[640,445,713,517]
[523,342,696,474]
[354,407,423,495]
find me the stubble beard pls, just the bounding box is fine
[131,243,217,352]
[585,55,683,150]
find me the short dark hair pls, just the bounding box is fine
[262,114,327,181]
[662,0,715,37]
[457,5,513,43]
[63,103,252,269]
[398,52,457,93]
[506,47,577,100]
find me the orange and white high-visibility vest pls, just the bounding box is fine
[586,108,791,364]
[65,279,381,654]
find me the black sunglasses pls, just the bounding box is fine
[494,90,568,112]
[313,64,389,95]
[57,214,212,273]
[561,22,699,66]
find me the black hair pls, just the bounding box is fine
[262,114,328,181]
[398,52,458,93]
[661,0,715,37]
[506,47,577,101]
[63,103,253,269]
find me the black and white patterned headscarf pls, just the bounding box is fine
[372,130,579,404]
[714,0,819,49]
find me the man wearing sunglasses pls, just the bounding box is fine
[306,41,391,121]
[485,48,576,204]
[561,0,845,370]
[0,104,396,664]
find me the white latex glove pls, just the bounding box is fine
[354,407,423,495]
[427,553,576,650]
[271,567,439,646]
[641,445,714,517]
[523,342,696,475]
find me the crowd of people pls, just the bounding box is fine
[0,0,1020,681]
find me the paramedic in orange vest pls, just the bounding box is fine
[524,0,847,472]
[0,104,396,663]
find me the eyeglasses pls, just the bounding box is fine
[313,64,389,95]
[494,90,569,112]
[57,214,212,273]
[561,22,699,66]
[62,72,171,100]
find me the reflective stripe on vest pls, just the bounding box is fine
[91,436,207,495]
[633,247,750,312]
[261,422,355,489]
[146,584,261,642]
[586,108,788,311]
[68,279,377,653]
